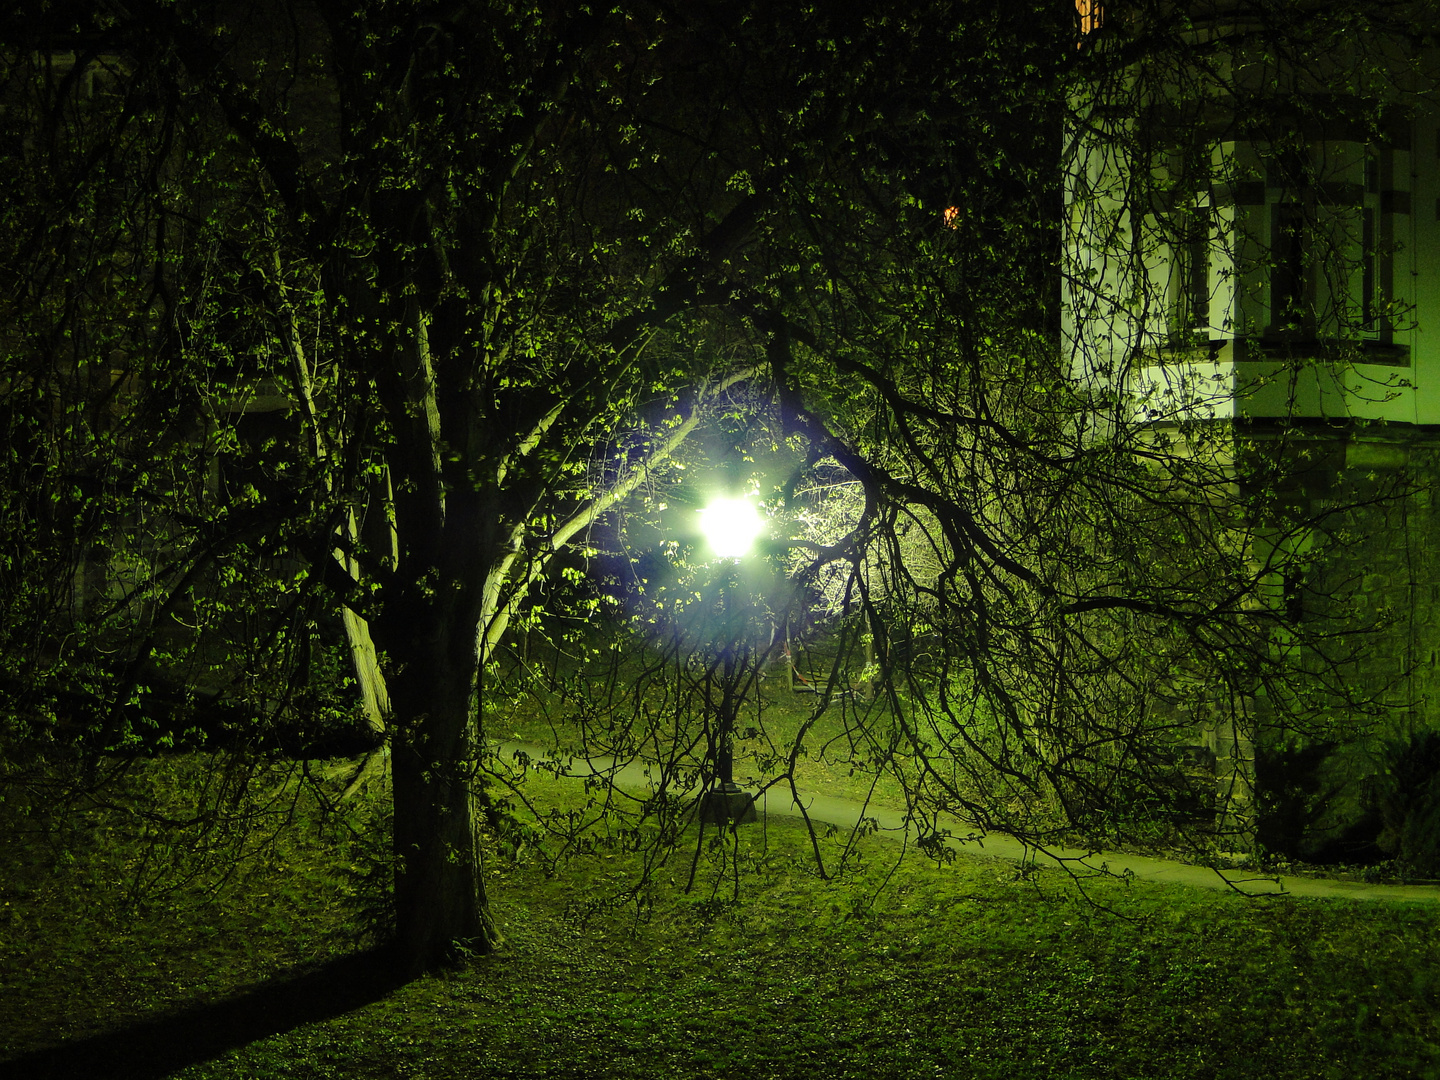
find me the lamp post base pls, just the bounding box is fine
[698,785,758,825]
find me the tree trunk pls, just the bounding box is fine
[388,626,501,974]
[342,603,389,738]
[345,470,399,737]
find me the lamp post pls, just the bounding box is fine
[695,496,763,825]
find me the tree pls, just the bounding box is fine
[2,0,1432,976]
[2,0,1066,970]
[518,0,1438,880]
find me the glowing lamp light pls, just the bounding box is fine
[698,497,764,558]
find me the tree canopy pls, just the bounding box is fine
[1,0,1430,972]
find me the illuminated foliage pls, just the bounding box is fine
[2,0,1434,971]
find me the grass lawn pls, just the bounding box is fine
[2,758,1439,1080]
[492,647,930,815]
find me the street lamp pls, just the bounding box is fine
[695,496,762,825]
[697,496,765,559]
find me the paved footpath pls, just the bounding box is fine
[492,740,1440,903]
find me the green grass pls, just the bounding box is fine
[494,655,920,813]
[3,760,1440,1080]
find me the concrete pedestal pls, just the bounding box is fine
[699,785,758,825]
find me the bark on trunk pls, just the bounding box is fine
[342,593,389,737]
[389,641,501,973]
[346,469,399,737]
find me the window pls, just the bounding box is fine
[1260,141,1399,344]
[1362,147,1379,330]
[1181,196,1212,336]
[1270,202,1307,335]
[1361,206,1377,329]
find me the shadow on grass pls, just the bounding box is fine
[2,946,408,1080]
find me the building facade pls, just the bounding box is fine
[1064,1,1440,860]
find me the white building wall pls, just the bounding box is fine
[1066,40,1440,432]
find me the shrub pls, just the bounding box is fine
[1373,729,1440,877]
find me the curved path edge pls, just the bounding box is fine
[489,740,1440,903]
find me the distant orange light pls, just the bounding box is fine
[1076,0,1102,37]
[943,206,960,229]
